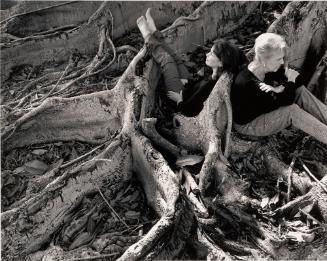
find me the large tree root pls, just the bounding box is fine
[2,1,327,260]
[0,2,200,83]
[275,175,327,222]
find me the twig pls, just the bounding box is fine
[116,45,139,53]
[96,185,130,229]
[0,1,80,25]
[191,43,210,50]
[287,156,296,202]
[62,252,119,261]
[299,208,323,226]
[300,159,327,194]
[54,28,116,96]
[224,92,232,157]
[60,143,106,169]
[33,24,77,36]
[40,63,71,102]
[108,8,114,40]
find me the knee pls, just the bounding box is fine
[288,104,301,114]
[295,85,306,95]
[152,47,175,65]
[287,104,303,124]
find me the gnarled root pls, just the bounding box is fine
[275,175,327,221]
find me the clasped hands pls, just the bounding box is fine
[259,67,299,93]
[167,78,188,104]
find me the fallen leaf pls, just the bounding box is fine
[302,232,315,242]
[31,149,48,156]
[176,155,204,167]
[260,197,270,208]
[270,193,280,205]
[121,194,132,203]
[69,232,93,250]
[125,211,140,219]
[13,166,25,175]
[301,202,315,213]
[287,220,303,227]
[287,231,315,243]
[24,160,48,176]
[115,190,124,201]
[70,147,78,160]
[273,11,282,19]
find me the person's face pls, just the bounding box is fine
[205,47,222,69]
[264,48,284,72]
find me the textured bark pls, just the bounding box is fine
[0,1,199,83]
[1,1,327,261]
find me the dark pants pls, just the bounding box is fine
[234,86,327,145]
[147,31,191,93]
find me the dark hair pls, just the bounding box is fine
[212,39,248,74]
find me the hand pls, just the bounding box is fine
[180,79,188,85]
[259,83,275,93]
[167,91,183,104]
[259,83,285,93]
[273,85,285,93]
[285,67,299,83]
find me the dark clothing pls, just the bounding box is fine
[149,31,216,117]
[177,76,216,117]
[231,66,304,125]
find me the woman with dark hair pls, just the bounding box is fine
[137,9,248,117]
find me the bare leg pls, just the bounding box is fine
[136,16,151,41]
[146,8,157,33]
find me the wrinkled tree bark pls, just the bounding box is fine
[1,1,327,261]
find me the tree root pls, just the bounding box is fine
[142,118,181,158]
[3,2,327,260]
[0,1,80,25]
[197,228,233,261]
[262,148,313,194]
[275,175,327,221]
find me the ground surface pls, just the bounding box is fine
[1,2,327,260]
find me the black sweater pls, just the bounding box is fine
[231,66,304,125]
[177,76,216,117]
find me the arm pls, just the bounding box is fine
[177,78,216,117]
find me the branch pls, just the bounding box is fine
[142,118,181,158]
[0,1,80,25]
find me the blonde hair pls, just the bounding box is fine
[254,33,288,65]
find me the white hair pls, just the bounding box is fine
[254,33,288,63]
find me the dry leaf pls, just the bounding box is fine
[69,232,93,250]
[31,149,48,156]
[301,202,315,213]
[13,166,25,175]
[176,155,204,167]
[270,193,280,205]
[287,231,315,242]
[24,160,48,176]
[261,197,270,208]
[273,11,282,19]
[125,211,140,219]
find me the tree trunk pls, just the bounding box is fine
[1,1,327,261]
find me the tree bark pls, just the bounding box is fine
[1,2,327,261]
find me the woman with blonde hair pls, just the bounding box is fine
[231,33,327,145]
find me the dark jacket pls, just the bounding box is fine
[231,66,304,125]
[177,76,216,117]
